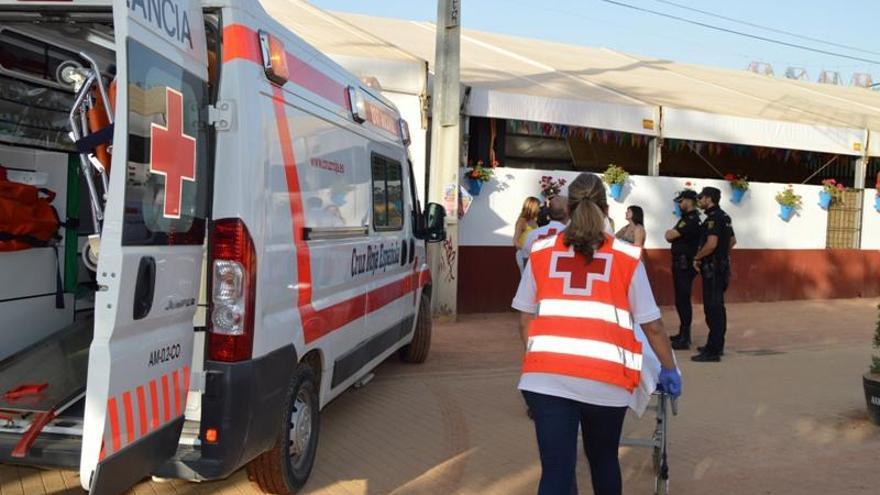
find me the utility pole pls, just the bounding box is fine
[428,0,461,320]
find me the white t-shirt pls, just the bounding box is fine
[513,227,664,414]
[522,220,567,257]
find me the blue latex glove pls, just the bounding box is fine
[658,367,682,398]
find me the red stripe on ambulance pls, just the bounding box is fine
[136,385,148,437]
[100,366,190,459]
[122,391,135,445]
[107,397,121,453]
[149,379,160,431]
[161,375,171,422]
[224,25,347,108]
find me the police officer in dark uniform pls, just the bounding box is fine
[664,190,702,350]
[691,187,736,362]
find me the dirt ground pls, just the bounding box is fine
[2,298,879,494]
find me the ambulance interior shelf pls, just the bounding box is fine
[0,27,93,153]
[0,25,114,245]
[0,75,76,152]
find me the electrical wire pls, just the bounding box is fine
[599,0,880,65]
[650,0,880,57]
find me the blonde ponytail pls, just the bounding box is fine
[563,173,609,260]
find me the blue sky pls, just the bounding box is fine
[309,0,880,84]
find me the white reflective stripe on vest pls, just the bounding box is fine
[527,335,643,372]
[537,299,633,330]
[612,238,641,259]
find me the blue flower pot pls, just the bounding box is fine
[672,202,681,217]
[609,183,623,201]
[731,188,746,204]
[467,178,483,196]
[818,190,832,210]
[875,196,880,212]
[779,205,795,222]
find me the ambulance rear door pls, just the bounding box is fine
[80,0,210,492]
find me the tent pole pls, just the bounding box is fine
[648,138,661,176]
[855,130,869,188]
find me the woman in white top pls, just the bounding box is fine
[512,173,681,495]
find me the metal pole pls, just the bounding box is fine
[855,130,870,189]
[648,138,662,176]
[428,0,461,320]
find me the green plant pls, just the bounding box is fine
[724,173,749,191]
[602,164,629,185]
[872,304,880,375]
[466,161,495,182]
[775,185,803,210]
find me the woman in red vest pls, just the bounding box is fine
[512,173,681,495]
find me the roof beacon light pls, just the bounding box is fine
[348,85,366,123]
[259,30,289,86]
[399,118,411,146]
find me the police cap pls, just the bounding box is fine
[675,190,698,202]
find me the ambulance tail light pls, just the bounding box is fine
[259,30,289,86]
[208,218,257,362]
[399,118,411,146]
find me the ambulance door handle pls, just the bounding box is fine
[401,239,408,267]
[409,238,415,264]
[133,256,156,320]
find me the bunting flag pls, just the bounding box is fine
[506,118,652,147]
[505,118,851,168]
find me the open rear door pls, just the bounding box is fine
[80,1,209,492]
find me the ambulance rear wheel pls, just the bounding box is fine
[399,291,432,364]
[247,364,320,494]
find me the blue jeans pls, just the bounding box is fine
[522,391,627,495]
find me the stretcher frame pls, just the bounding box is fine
[621,391,678,495]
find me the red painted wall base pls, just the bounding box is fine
[457,246,880,314]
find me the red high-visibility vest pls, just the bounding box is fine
[524,233,643,391]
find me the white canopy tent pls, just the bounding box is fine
[334,11,880,158]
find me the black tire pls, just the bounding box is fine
[399,291,432,363]
[247,363,320,494]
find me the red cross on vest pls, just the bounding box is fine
[536,228,559,242]
[150,87,196,219]
[549,249,612,296]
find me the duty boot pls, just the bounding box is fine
[697,346,724,356]
[691,352,721,363]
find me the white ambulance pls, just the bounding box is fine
[0,0,446,493]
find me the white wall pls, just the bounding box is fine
[862,189,880,250]
[459,167,834,250]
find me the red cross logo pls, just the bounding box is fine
[550,249,612,296]
[150,87,196,219]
